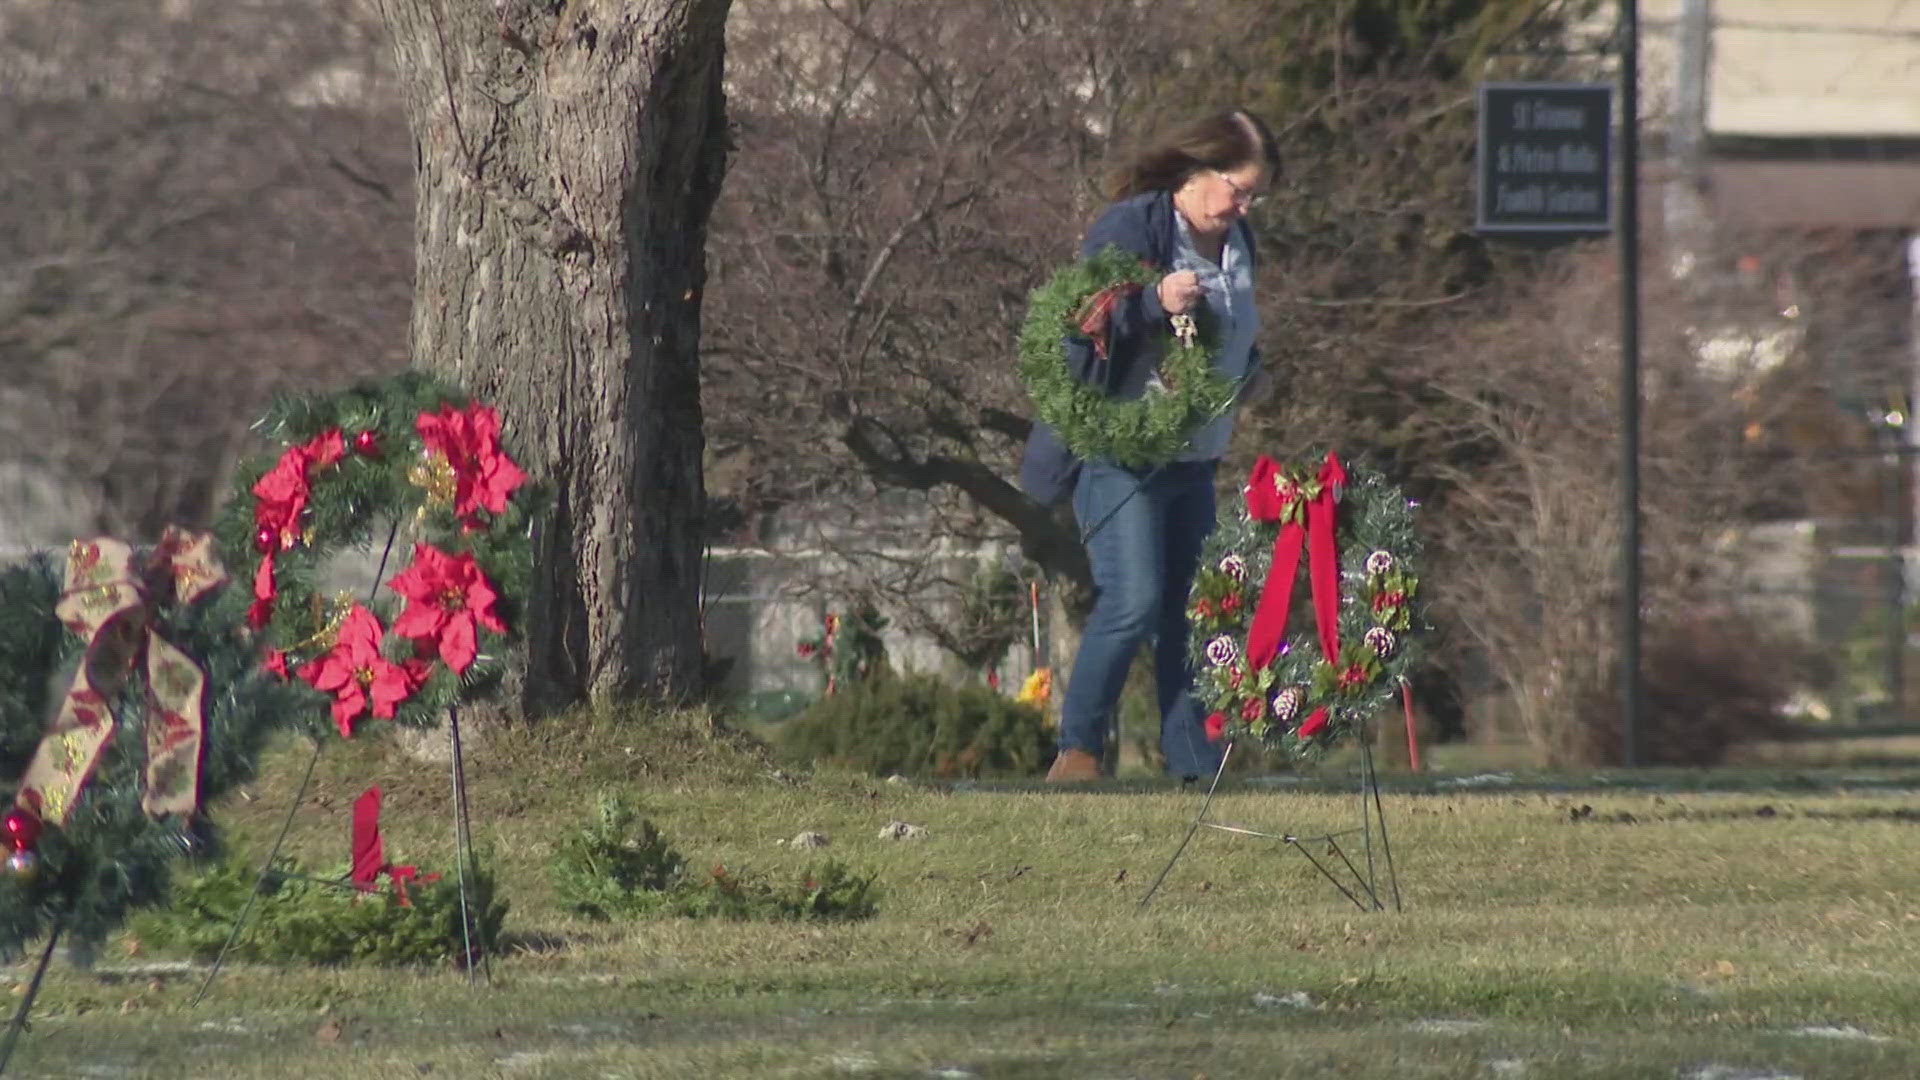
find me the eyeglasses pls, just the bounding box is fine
[1213,170,1265,209]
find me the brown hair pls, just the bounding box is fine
[1110,109,1281,200]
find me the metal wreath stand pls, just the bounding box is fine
[1137,707,1412,915]
[1027,325,1416,915]
[1126,452,1417,914]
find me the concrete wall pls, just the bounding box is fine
[701,541,1044,704]
[1638,1,1920,136]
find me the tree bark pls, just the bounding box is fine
[381,0,731,709]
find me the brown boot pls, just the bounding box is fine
[1045,748,1103,783]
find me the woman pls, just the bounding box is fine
[1021,109,1280,782]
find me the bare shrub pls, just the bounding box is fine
[1414,248,1760,765]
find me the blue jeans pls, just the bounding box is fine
[1061,459,1224,779]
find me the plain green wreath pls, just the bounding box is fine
[1018,245,1236,468]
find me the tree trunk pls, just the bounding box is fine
[382,0,731,709]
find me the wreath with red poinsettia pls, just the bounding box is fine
[1186,452,1423,760]
[215,372,544,737]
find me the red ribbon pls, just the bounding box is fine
[1401,681,1421,772]
[1242,453,1347,733]
[350,784,388,887]
[1075,282,1143,361]
[350,784,418,891]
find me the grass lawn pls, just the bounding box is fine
[7,711,1920,1078]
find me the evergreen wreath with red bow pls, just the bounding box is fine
[214,372,544,738]
[1186,452,1423,759]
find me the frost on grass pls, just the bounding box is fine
[1682,1067,1801,1080]
[92,961,197,978]
[1409,1018,1490,1035]
[1251,990,1318,1010]
[1784,1024,1889,1042]
[1438,773,1515,788]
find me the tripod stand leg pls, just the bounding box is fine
[191,739,322,1007]
[1358,733,1381,910]
[1137,740,1233,909]
[1366,735,1403,913]
[1320,836,1379,910]
[1283,840,1371,912]
[447,705,490,985]
[0,916,61,1075]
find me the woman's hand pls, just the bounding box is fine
[1157,269,1202,315]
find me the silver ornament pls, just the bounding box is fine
[6,849,38,882]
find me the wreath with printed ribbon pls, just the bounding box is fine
[1186,453,1423,758]
[1018,245,1237,468]
[213,371,544,738]
[0,538,310,960]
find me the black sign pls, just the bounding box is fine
[1477,82,1613,235]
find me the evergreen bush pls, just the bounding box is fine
[547,793,878,922]
[547,794,688,919]
[129,852,506,966]
[778,672,1053,778]
[669,859,878,923]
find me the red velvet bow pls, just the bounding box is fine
[1242,452,1347,735]
[1075,282,1143,361]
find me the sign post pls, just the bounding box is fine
[1617,4,1642,768]
[1476,69,1640,766]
